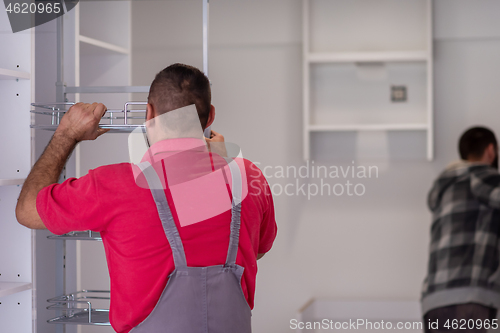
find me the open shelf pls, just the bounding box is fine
[0,68,30,80]
[79,35,129,55]
[0,282,32,298]
[303,0,433,160]
[309,123,429,132]
[308,51,428,63]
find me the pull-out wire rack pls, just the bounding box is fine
[47,290,110,325]
[47,231,102,241]
[31,102,147,133]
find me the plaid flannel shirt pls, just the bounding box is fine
[421,161,500,314]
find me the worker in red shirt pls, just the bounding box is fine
[16,63,277,333]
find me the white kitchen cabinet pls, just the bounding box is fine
[302,0,433,161]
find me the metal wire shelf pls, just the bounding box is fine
[31,102,147,133]
[47,290,110,326]
[47,231,102,241]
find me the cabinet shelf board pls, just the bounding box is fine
[0,68,30,80]
[79,35,129,55]
[0,282,32,298]
[308,51,428,63]
[0,179,25,186]
[309,123,429,131]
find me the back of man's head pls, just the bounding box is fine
[459,126,497,160]
[148,64,211,129]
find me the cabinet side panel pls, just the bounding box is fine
[0,79,31,180]
[0,186,32,283]
[0,289,32,332]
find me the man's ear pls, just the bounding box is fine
[485,143,496,164]
[146,103,155,122]
[204,105,215,129]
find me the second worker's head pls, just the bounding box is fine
[459,126,498,169]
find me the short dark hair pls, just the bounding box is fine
[148,63,211,128]
[458,126,497,160]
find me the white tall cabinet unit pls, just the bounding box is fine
[303,0,433,161]
[44,2,131,332]
[0,6,35,333]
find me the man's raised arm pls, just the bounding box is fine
[16,102,108,229]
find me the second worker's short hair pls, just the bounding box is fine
[459,126,497,160]
[148,63,211,128]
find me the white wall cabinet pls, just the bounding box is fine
[0,5,35,333]
[303,0,433,161]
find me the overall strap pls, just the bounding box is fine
[224,158,243,266]
[138,161,187,268]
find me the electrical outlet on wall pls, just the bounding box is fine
[391,85,407,102]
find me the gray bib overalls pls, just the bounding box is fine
[130,159,252,333]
